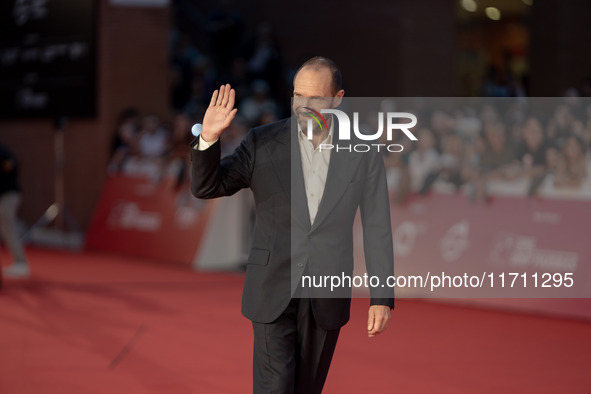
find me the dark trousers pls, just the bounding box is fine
[252,298,340,394]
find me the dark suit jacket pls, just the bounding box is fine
[191,117,394,330]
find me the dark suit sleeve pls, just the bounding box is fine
[360,150,395,309]
[190,130,255,199]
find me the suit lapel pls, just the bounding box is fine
[265,118,312,231]
[311,129,362,231]
[290,121,313,231]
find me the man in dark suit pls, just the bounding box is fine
[191,57,394,393]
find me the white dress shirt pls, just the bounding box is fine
[297,123,333,225]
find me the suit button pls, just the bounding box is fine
[297,263,304,268]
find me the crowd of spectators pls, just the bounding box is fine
[109,0,591,205]
[108,107,250,186]
[383,96,591,203]
[170,1,286,131]
[109,109,193,186]
[108,2,290,185]
[108,97,591,204]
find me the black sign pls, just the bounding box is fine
[0,0,96,118]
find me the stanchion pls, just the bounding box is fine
[23,117,83,250]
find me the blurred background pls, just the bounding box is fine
[0,0,590,238]
[1,1,591,393]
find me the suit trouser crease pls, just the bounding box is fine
[252,298,340,394]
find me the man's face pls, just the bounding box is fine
[293,67,344,132]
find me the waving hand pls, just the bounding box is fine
[201,84,238,142]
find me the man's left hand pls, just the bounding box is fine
[367,305,391,338]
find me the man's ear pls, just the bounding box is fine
[333,90,345,107]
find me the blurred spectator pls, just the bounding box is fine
[167,113,193,189]
[239,80,279,126]
[436,133,468,192]
[483,65,510,97]
[479,122,516,177]
[170,34,203,109]
[507,74,528,98]
[259,108,279,126]
[569,118,587,144]
[516,117,548,174]
[516,117,549,195]
[554,136,587,188]
[383,145,411,204]
[545,146,560,174]
[0,143,29,278]
[480,104,501,125]
[430,110,456,152]
[222,57,251,104]
[109,108,141,173]
[408,128,440,194]
[207,0,245,77]
[472,122,518,202]
[244,22,282,97]
[220,114,248,156]
[380,120,413,203]
[183,77,209,120]
[454,107,481,140]
[138,115,170,158]
[547,104,575,148]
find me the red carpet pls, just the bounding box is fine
[1,248,590,393]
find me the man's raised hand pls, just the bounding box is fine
[201,84,238,143]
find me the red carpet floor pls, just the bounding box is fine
[1,248,590,394]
